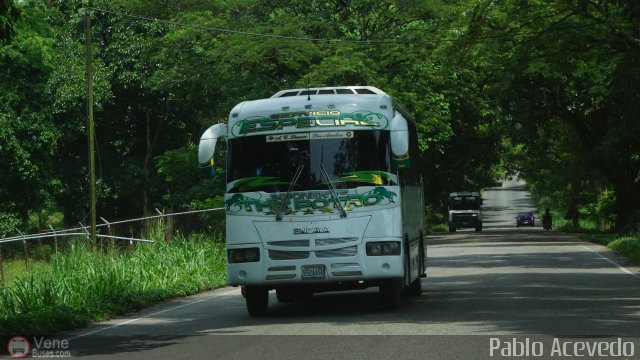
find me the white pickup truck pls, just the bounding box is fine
[448,192,483,232]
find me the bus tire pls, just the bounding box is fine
[245,286,269,316]
[475,224,482,232]
[419,231,427,278]
[406,233,423,296]
[379,278,402,309]
[276,288,295,303]
[406,276,422,296]
[449,227,456,232]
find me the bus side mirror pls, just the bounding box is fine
[390,113,410,169]
[198,123,227,177]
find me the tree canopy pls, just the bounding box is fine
[1,0,638,234]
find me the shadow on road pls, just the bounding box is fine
[428,229,576,244]
[68,230,640,358]
[65,180,640,356]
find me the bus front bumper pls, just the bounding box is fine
[227,249,404,286]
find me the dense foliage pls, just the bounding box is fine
[1,0,638,233]
[467,0,640,231]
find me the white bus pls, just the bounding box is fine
[199,86,426,316]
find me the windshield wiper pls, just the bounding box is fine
[276,164,304,221]
[318,162,347,218]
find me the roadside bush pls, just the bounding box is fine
[608,236,640,264]
[0,235,227,337]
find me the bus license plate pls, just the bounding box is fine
[301,265,325,280]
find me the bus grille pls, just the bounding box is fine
[267,240,310,247]
[315,237,358,246]
[268,250,310,260]
[315,246,357,258]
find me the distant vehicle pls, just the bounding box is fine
[542,210,552,231]
[448,192,483,232]
[516,211,535,227]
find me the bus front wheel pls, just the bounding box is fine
[245,286,269,316]
[406,276,422,296]
[276,288,296,303]
[379,278,402,309]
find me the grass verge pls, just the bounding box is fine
[607,236,640,264]
[0,234,227,338]
[581,233,640,265]
[580,233,640,265]
[559,219,640,265]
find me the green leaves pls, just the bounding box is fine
[0,0,20,43]
[461,0,640,231]
[3,0,636,232]
[156,142,225,210]
[0,4,61,220]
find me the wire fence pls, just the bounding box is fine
[0,207,225,286]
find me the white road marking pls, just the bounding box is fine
[70,288,241,339]
[581,245,640,280]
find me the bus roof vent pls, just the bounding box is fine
[354,88,376,94]
[271,86,385,98]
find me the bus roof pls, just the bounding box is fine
[270,86,386,98]
[230,91,392,118]
[227,86,395,138]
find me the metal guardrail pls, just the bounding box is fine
[0,207,224,243]
[0,232,87,245]
[0,233,156,245]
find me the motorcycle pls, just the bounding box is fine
[542,214,552,231]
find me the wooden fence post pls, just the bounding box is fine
[100,217,114,252]
[79,222,91,251]
[128,226,135,253]
[23,240,30,271]
[16,229,29,271]
[0,245,4,285]
[49,225,58,255]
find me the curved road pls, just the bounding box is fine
[66,180,640,359]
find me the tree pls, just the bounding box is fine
[466,0,640,231]
[0,0,20,43]
[149,0,503,217]
[0,2,58,227]
[0,0,520,232]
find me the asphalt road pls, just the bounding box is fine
[63,180,640,359]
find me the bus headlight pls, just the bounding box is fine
[228,248,260,263]
[366,241,400,256]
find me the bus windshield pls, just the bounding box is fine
[227,130,394,193]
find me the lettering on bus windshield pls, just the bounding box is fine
[230,110,389,137]
[224,187,397,215]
